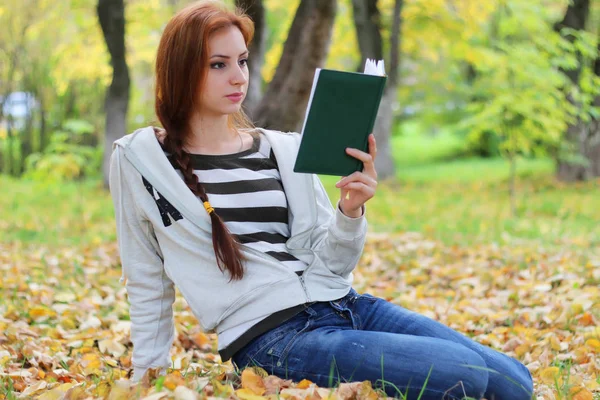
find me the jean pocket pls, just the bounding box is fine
[268,306,321,366]
[234,325,295,368]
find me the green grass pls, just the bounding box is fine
[1,177,116,245]
[320,121,599,247]
[392,121,468,168]
[1,123,598,248]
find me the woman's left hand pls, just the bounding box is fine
[335,134,378,218]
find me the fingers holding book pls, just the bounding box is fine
[336,134,378,218]
[344,133,377,178]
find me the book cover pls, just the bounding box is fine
[293,59,387,176]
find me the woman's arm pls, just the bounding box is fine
[309,135,378,278]
[109,146,176,382]
[310,176,368,278]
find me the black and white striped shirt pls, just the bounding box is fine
[162,132,308,275]
[162,132,309,347]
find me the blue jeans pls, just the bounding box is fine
[232,289,533,400]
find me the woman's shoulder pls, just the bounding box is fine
[252,128,301,148]
[252,127,300,136]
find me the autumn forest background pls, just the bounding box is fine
[1,0,599,399]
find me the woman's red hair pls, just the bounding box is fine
[154,1,255,280]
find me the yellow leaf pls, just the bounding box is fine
[191,331,210,347]
[98,338,127,358]
[212,380,234,396]
[296,379,313,389]
[95,381,112,398]
[514,343,529,357]
[107,380,133,400]
[539,366,561,385]
[569,303,584,316]
[236,388,268,400]
[163,372,186,390]
[578,312,595,326]
[241,368,267,395]
[64,384,86,399]
[29,306,56,319]
[583,379,600,390]
[357,381,378,400]
[37,383,75,400]
[585,338,600,350]
[250,366,269,378]
[79,353,103,376]
[61,318,78,330]
[550,335,561,351]
[20,380,47,396]
[570,386,593,400]
[105,358,119,367]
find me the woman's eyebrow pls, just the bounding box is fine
[210,51,249,59]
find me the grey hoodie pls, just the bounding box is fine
[109,126,367,381]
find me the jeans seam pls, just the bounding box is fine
[276,319,313,364]
[241,328,291,363]
[312,311,337,323]
[275,310,353,363]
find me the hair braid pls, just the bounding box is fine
[161,130,245,281]
[154,1,254,281]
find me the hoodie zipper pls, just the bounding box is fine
[239,174,318,303]
[291,174,318,302]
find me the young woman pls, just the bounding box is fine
[109,1,534,399]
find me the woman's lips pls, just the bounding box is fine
[226,93,244,102]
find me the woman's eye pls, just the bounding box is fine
[239,59,248,67]
[210,62,226,69]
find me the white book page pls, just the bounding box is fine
[364,58,386,76]
[300,68,321,135]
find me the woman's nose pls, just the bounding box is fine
[230,65,248,85]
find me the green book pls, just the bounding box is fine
[293,59,387,176]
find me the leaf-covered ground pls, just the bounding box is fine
[1,232,598,399]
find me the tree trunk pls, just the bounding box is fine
[371,87,397,179]
[509,153,517,218]
[554,0,599,181]
[253,0,337,132]
[98,0,130,188]
[553,0,590,83]
[352,0,403,180]
[235,0,266,119]
[39,97,47,152]
[592,40,600,176]
[18,111,35,176]
[6,122,14,175]
[351,0,382,71]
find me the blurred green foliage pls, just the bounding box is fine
[0,0,598,184]
[23,119,102,181]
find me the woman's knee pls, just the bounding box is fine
[437,345,489,400]
[486,357,534,400]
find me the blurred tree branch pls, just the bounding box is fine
[97,0,130,188]
[235,0,266,118]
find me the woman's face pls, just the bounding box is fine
[198,26,249,117]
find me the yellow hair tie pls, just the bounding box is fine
[203,201,214,215]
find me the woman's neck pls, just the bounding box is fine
[186,112,242,155]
